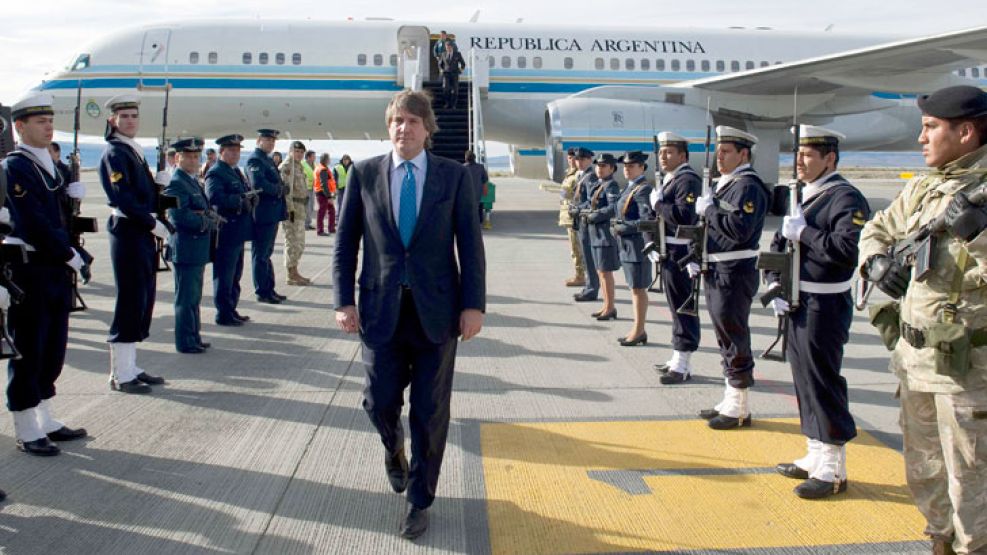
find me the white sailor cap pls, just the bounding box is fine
[793,124,845,146]
[104,93,141,113]
[11,92,54,120]
[715,125,757,148]
[657,131,689,147]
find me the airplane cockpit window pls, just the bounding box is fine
[671,59,681,71]
[373,54,383,66]
[293,53,302,65]
[564,57,573,69]
[731,60,740,71]
[517,56,527,69]
[625,58,634,70]
[357,54,366,66]
[609,58,619,70]
[208,52,218,64]
[189,52,199,64]
[260,52,269,65]
[243,52,252,64]
[594,58,604,70]
[276,53,286,65]
[68,53,91,71]
[716,60,725,72]
[641,59,650,71]
[501,56,511,68]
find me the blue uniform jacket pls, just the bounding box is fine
[656,166,701,237]
[205,160,253,243]
[582,177,621,247]
[99,136,158,232]
[3,150,73,266]
[164,169,211,265]
[245,148,287,225]
[613,177,655,263]
[704,167,769,254]
[766,174,871,284]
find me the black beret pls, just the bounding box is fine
[216,134,244,147]
[291,140,306,151]
[594,153,618,167]
[572,147,594,159]
[618,151,648,165]
[172,137,204,152]
[918,85,987,119]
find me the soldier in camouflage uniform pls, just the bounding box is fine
[558,147,585,287]
[280,141,312,286]
[859,85,987,555]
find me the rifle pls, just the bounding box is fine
[68,82,97,312]
[642,134,666,293]
[147,83,176,272]
[757,89,803,362]
[0,103,26,359]
[672,99,714,316]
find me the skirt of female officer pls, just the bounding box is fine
[621,259,653,290]
[592,244,621,273]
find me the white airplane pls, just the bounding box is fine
[29,19,987,183]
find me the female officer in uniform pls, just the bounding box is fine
[583,154,622,320]
[612,151,654,345]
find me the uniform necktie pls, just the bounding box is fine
[398,160,417,247]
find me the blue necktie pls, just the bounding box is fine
[398,161,417,247]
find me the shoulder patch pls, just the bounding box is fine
[13,183,25,197]
[685,192,695,203]
[742,200,755,214]
[852,209,866,226]
[111,171,124,184]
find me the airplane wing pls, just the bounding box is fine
[676,25,987,96]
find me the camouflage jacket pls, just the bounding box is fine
[279,159,309,201]
[558,167,579,227]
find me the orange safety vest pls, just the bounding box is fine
[314,164,337,194]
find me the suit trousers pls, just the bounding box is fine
[213,239,245,321]
[361,290,458,509]
[174,262,205,351]
[661,243,700,352]
[252,221,279,297]
[6,262,71,412]
[442,72,460,106]
[577,224,599,298]
[703,260,757,388]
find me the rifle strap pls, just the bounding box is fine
[622,181,646,215]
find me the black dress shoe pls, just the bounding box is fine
[595,309,617,321]
[794,477,847,499]
[256,295,282,305]
[46,426,87,442]
[111,379,152,394]
[400,505,429,540]
[573,292,597,302]
[273,292,287,301]
[660,371,690,385]
[619,332,646,346]
[699,408,719,420]
[233,312,251,322]
[137,372,165,385]
[216,317,244,326]
[17,438,60,456]
[385,449,409,493]
[776,463,810,480]
[708,413,753,430]
[198,342,212,349]
[653,363,671,375]
[178,345,205,354]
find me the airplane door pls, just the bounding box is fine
[139,29,171,84]
[396,25,429,88]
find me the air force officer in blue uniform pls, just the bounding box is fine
[206,134,254,325]
[245,129,288,304]
[333,90,486,540]
[164,138,217,354]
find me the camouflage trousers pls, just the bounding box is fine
[898,379,987,554]
[282,201,307,269]
[567,226,585,278]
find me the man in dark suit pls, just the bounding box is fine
[333,90,485,540]
[438,40,466,109]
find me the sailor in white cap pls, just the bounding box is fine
[767,124,870,499]
[695,125,770,430]
[98,92,168,394]
[3,92,89,456]
[651,131,703,383]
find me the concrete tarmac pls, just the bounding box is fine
[0,173,929,554]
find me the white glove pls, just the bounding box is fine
[154,171,171,186]
[152,220,171,240]
[771,297,790,316]
[782,206,807,242]
[66,181,86,200]
[686,262,701,279]
[66,248,84,273]
[0,286,9,311]
[647,250,661,263]
[649,188,661,208]
[695,194,713,215]
[0,207,10,226]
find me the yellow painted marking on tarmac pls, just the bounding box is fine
[481,418,925,555]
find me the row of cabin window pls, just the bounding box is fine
[957,67,986,78]
[354,53,781,72]
[356,54,401,67]
[188,52,304,65]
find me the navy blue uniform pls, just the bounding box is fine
[245,148,287,298]
[656,165,702,351]
[766,174,870,445]
[702,165,769,388]
[206,160,252,322]
[99,135,158,344]
[611,175,654,289]
[165,169,213,351]
[582,177,621,272]
[3,149,74,412]
[573,170,600,298]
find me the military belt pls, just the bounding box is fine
[901,321,987,349]
[292,196,308,203]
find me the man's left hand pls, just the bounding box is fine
[460,309,483,341]
[781,206,807,242]
[67,181,86,200]
[945,191,987,242]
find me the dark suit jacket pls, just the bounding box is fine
[332,152,486,348]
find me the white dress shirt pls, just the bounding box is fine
[389,148,427,224]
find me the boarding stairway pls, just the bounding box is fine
[425,79,471,162]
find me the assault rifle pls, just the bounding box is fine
[68,82,97,312]
[0,103,26,359]
[143,82,178,272]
